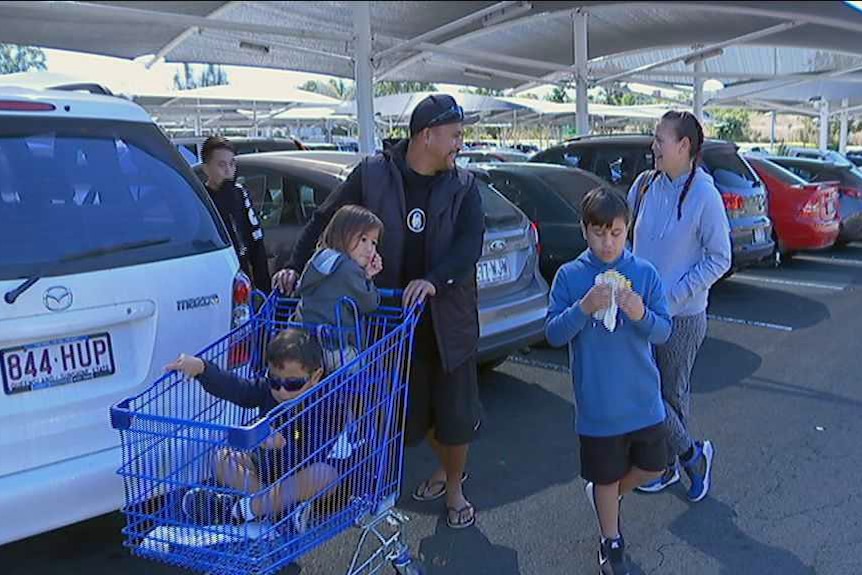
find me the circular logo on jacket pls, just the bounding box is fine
[407,208,426,233]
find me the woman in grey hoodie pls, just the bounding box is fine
[627,111,731,502]
[295,205,384,368]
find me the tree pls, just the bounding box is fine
[546,82,571,103]
[374,80,436,97]
[173,63,228,90]
[0,44,46,74]
[711,108,751,142]
[461,86,504,96]
[299,78,354,100]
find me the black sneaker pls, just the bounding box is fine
[181,488,240,525]
[599,536,630,575]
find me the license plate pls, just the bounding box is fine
[477,257,510,287]
[1,332,115,395]
[753,227,767,244]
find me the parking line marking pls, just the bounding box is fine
[794,254,862,267]
[505,355,569,373]
[707,314,794,332]
[730,274,846,291]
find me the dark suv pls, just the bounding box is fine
[531,134,775,270]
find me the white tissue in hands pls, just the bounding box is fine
[591,270,632,332]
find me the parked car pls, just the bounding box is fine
[766,156,862,243]
[467,162,607,283]
[194,151,549,366]
[531,134,775,270]
[785,147,853,166]
[744,156,840,260]
[0,87,245,544]
[456,148,530,167]
[173,136,306,164]
[844,151,862,168]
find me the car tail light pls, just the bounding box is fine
[840,186,862,199]
[530,221,541,256]
[800,199,820,217]
[232,271,252,328]
[721,192,745,215]
[0,100,56,112]
[229,271,253,368]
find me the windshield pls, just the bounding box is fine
[0,117,228,281]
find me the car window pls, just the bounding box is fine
[236,169,287,229]
[534,170,604,210]
[562,146,586,169]
[486,171,577,224]
[286,178,333,223]
[702,150,757,188]
[748,158,807,186]
[777,163,815,182]
[530,147,565,165]
[827,166,862,188]
[591,147,645,187]
[0,117,227,281]
[476,180,522,227]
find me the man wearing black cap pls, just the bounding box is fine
[273,94,483,529]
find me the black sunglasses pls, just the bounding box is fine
[265,369,310,392]
[424,104,465,130]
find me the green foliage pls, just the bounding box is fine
[710,108,751,142]
[546,82,571,103]
[0,44,46,74]
[173,64,228,90]
[373,80,436,97]
[460,86,504,96]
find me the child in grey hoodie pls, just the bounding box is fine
[295,205,384,369]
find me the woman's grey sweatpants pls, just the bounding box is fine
[655,312,708,467]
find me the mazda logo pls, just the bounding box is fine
[44,286,73,312]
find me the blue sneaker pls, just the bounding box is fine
[683,440,715,502]
[635,466,680,494]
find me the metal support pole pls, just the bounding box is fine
[770,110,777,152]
[353,1,376,155]
[819,100,830,151]
[840,97,849,154]
[573,9,589,136]
[693,56,705,122]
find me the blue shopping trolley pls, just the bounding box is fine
[110,289,425,575]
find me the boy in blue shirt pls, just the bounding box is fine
[546,188,672,575]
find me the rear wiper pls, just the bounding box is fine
[3,238,170,305]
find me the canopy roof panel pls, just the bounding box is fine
[2,1,862,91]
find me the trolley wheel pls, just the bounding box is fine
[392,553,425,575]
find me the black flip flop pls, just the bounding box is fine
[411,472,469,502]
[446,502,476,529]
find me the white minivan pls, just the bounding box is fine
[0,87,250,544]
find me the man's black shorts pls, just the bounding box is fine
[579,422,668,485]
[404,317,482,447]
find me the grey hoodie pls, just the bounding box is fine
[296,248,380,331]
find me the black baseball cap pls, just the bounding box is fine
[409,94,478,137]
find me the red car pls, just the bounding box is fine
[745,155,840,258]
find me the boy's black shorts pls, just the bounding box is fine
[579,422,668,485]
[404,318,482,447]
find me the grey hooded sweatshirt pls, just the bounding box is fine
[296,248,380,331]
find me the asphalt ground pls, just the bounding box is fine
[3,245,862,575]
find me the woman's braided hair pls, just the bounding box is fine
[660,110,704,220]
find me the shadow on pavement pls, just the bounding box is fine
[692,337,763,395]
[417,517,520,575]
[669,495,814,575]
[400,370,579,516]
[709,281,830,330]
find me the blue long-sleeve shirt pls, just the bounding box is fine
[627,169,731,318]
[545,249,671,437]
